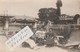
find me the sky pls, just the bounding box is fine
[0,0,80,18]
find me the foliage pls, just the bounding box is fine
[38,8,58,23]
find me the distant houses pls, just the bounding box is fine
[57,14,80,25]
[0,15,37,35]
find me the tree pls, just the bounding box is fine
[73,14,80,21]
[38,8,48,21]
[56,0,62,16]
[38,8,58,23]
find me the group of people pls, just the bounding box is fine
[21,21,64,49]
[34,28,64,46]
[22,26,64,49]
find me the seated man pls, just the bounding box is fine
[35,28,46,45]
[45,28,55,47]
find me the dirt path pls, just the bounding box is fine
[0,36,80,52]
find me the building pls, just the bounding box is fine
[59,14,73,20]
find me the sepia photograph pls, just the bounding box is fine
[0,0,80,52]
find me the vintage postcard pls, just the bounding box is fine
[0,0,80,52]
